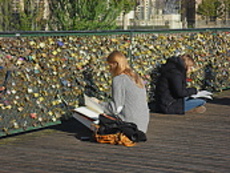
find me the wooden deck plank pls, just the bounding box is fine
[0,90,229,173]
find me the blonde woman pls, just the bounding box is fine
[98,51,149,133]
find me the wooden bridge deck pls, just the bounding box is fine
[0,90,229,173]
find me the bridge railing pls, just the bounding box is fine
[0,28,229,137]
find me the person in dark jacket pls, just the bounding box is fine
[155,54,206,114]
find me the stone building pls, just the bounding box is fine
[116,0,183,29]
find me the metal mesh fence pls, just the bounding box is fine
[0,28,229,137]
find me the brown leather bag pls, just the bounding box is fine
[93,114,139,147]
[94,131,136,147]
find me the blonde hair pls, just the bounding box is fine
[107,51,144,88]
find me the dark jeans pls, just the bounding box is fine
[184,98,206,112]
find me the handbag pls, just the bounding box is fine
[93,114,147,147]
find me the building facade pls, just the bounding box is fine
[116,0,183,29]
[117,0,230,29]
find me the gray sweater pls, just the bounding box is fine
[100,74,149,133]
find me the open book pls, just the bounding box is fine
[72,94,104,130]
[190,90,213,100]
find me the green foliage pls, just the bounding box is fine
[0,0,136,31]
[121,0,137,13]
[197,0,224,21]
[22,0,47,31]
[73,0,118,30]
[0,0,46,31]
[0,0,13,31]
[17,0,35,31]
[48,0,75,30]
[223,0,230,13]
[48,0,136,31]
[75,0,133,30]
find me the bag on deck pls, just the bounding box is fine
[94,114,147,147]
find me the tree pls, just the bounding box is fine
[0,0,46,31]
[47,0,75,30]
[48,0,137,31]
[223,0,230,23]
[73,0,122,30]
[16,0,46,31]
[0,0,14,31]
[197,0,224,23]
[0,0,136,31]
